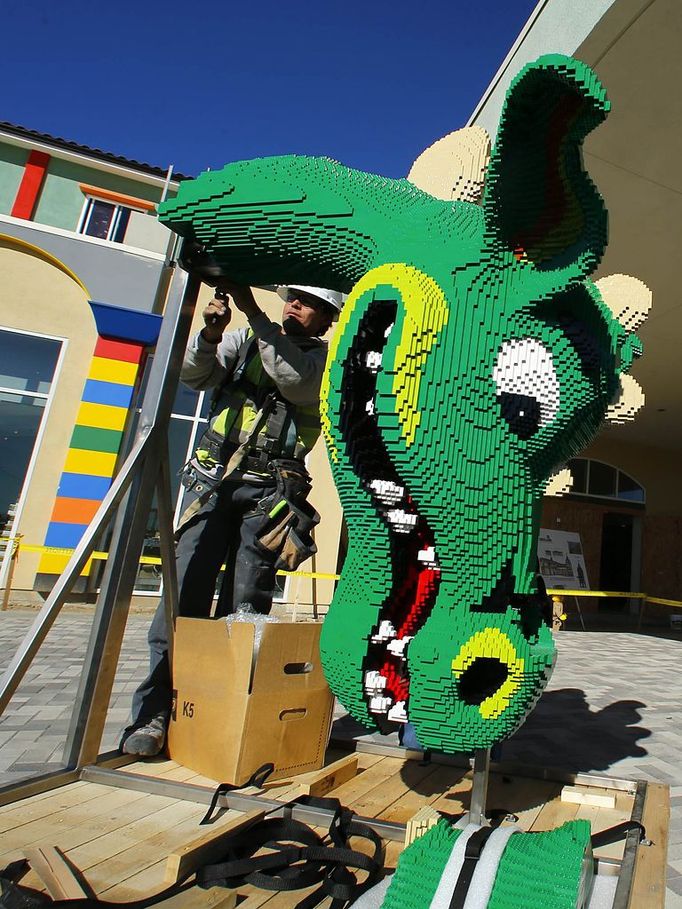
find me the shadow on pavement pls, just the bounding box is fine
[333,688,650,780]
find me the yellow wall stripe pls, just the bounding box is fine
[64,448,118,477]
[76,401,128,431]
[88,356,138,385]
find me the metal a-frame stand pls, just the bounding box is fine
[0,262,199,795]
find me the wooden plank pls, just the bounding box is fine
[489,775,561,832]
[380,763,465,824]
[529,793,581,832]
[561,785,616,808]
[0,786,178,858]
[165,809,265,884]
[84,803,210,897]
[67,801,230,872]
[340,758,440,819]
[283,755,359,798]
[589,791,635,862]
[25,845,92,899]
[151,886,237,908]
[316,755,396,805]
[425,771,472,818]
[628,782,669,909]
[0,781,115,834]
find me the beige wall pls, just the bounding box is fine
[0,237,96,590]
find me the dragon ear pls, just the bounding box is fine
[483,55,609,277]
[407,126,491,203]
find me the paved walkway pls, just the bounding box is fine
[1,610,681,905]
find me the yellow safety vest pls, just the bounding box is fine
[195,333,322,470]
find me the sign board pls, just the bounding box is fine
[537,528,590,590]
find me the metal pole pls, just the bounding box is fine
[63,268,200,769]
[0,435,149,715]
[156,438,179,665]
[469,747,490,826]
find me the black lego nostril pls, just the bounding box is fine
[458,657,509,706]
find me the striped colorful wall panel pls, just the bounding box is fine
[38,335,144,576]
[37,302,162,583]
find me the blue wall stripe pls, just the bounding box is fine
[58,473,112,500]
[45,522,90,549]
[82,378,134,408]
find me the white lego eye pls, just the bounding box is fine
[493,338,560,438]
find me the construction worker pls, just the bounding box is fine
[121,281,345,757]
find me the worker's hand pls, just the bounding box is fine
[200,292,232,343]
[215,281,261,320]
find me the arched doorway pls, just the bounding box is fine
[542,458,645,613]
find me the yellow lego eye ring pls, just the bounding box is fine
[451,628,525,720]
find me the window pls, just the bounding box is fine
[76,184,156,245]
[0,329,63,568]
[566,458,645,504]
[78,197,132,243]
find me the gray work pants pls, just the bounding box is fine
[129,476,278,728]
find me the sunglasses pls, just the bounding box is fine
[286,290,324,310]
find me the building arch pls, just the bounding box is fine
[0,237,96,595]
[567,457,645,505]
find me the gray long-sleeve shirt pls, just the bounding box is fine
[181,311,328,406]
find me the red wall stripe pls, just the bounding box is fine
[94,336,145,365]
[11,150,51,220]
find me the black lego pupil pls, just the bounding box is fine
[497,392,542,439]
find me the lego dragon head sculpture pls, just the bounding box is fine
[159,55,649,752]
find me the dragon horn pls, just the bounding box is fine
[595,274,652,332]
[407,126,491,204]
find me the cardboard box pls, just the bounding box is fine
[168,617,334,785]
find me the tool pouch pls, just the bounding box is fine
[256,459,320,571]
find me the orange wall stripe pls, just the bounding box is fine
[79,183,156,211]
[50,497,101,525]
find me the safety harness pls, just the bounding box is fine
[195,330,323,472]
[176,331,323,569]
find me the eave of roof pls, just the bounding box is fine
[0,120,194,182]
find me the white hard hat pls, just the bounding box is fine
[277,285,347,319]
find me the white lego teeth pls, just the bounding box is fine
[386,509,418,533]
[365,351,383,371]
[386,636,411,658]
[388,700,408,723]
[369,479,405,505]
[371,620,397,642]
[364,670,387,695]
[370,695,392,713]
[418,546,436,564]
[365,399,375,415]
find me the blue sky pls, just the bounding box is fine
[3,0,537,179]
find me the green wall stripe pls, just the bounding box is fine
[70,424,123,453]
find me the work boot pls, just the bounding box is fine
[120,715,167,757]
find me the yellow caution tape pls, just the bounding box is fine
[14,542,340,580]
[547,588,646,599]
[13,541,682,602]
[550,590,682,609]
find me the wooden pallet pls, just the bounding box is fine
[0,747,668,907]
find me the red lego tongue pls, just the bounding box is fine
[374,533,441,711]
